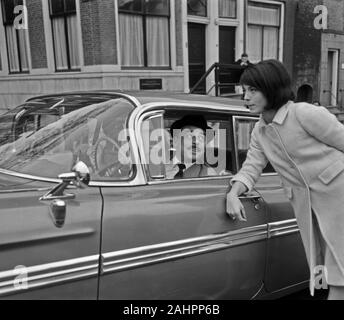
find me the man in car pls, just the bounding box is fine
[165,115,218,179]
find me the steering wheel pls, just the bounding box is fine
[93,136,130,178]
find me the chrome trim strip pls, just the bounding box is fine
[0,219,299,297]
[0,228,96,248]
[135,110,165,183]
[0,187,52,194]
[268,219,300,239]
[0,169,61,184]
[268,280,309,296]
[147,175,233,185]
[109,92,142,109]
[260,173,278,177]
[102,224,268,274]
[0,255,99,297]
[0,160,146,190]
[138,102,251,113]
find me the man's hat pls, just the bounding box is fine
[170,115,212,136]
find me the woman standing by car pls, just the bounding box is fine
[227,59,344,300]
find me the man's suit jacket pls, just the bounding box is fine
[165,163,217,180]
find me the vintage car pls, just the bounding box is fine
[0,91,309,299]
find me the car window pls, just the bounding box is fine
[141,112,168,179]
[0,98,135,181]
[141,109,235,181]
[233,116,275,173]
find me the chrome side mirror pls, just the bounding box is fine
[40,162,91,228]
[58,161,90,189]
[40,161,90,202]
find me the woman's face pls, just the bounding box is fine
[243,85,268,114]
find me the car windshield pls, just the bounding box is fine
[0,95,135,181]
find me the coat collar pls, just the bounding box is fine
[258,101,293,129]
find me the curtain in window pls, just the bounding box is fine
[248,5,280,26]
[146,17,169,67]
[219,0,236,18]
[119,14,144,67]
[263,27,278,60]
[67,15,81,69]
[17,29,29,71]
[247,26,262,63]
[5,25,20,72]
[52,17,68,70]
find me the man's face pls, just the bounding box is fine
[242,56,248,63]
[173,125,206,163]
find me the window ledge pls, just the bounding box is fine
[215,18,240,26]
[187,16,210,24]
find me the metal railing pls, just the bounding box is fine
[190,63,246,97]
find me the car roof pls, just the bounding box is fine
[26,90,250,113]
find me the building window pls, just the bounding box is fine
[187,0,207,17]
[118,0,170,68]
[49,0,81,71]
[219,0,236,18]
[247,1,281,63]
[1,0,29,73]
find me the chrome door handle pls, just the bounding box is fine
[239,194,262,210]
[239,195,261,200]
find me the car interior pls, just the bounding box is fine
[142,109,235,180]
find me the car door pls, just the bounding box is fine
[233,116,309,293]
[0,175,102,299]
[0,96,136,299]
[99,106,268,300]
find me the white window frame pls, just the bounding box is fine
[184,0,244,95]
[216,0,244,62]
[187,0,210,23]
[217,0,239,21]
[328,49,339,106]
[0,0,32,75]
[42,0,84,74]
[246,0,284,62]
[116,0,176,72]
[0,0,8,75]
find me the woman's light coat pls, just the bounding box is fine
[231,101,344,294]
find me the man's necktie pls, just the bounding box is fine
[174,164,186,179]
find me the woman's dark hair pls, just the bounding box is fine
[240,59,295,111]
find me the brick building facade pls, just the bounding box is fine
[0,0,342,111]
[293,0,344,108]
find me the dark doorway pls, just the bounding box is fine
[188,23,206,94]
[219,26,236,95]
[219,26,236,64]
[296,84,313,103]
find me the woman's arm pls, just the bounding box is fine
[228,181,248,197]
[230,125,269,193]
[226,125,268,221]
[295,103,344,152]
